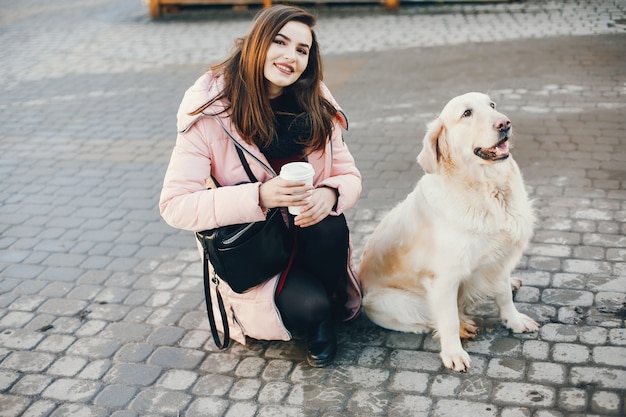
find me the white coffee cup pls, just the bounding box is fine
[279,162,315,215]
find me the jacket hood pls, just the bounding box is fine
[177,72,229,134]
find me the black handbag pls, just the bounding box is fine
[197,143,295,349]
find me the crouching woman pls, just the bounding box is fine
[159,5,362,367]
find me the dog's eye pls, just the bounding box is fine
[462,109,472,118]
[490,102,496,109]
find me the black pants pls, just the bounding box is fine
[275,214,349,333]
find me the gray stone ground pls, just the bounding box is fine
[1,0,625,416]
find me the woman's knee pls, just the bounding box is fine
[297,214,348,247]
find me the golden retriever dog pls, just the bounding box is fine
[358,92,539,372]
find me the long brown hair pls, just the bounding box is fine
[191,5,336,153]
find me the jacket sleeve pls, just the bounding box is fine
[314,84,362,215]
[158,117,267,232]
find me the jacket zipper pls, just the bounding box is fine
[222,221,256,245]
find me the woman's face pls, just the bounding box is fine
[263,20,312,99]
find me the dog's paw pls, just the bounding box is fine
[440,348,471,372]
[503,313,539,333]
[459,318,478,339]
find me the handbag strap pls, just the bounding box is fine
[201,137,258,350]
[210,142,258,189]
[202,250,230,349]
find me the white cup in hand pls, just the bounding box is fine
[279,162,315,215]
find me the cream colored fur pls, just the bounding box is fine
[358,93,539,372]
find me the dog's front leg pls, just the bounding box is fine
[428,278,471,372]
[494,275,539,333]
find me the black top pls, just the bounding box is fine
[260,93,311,161]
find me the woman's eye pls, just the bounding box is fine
[273,39,285,45]
[297,48,308,55]
[462,109,472,118]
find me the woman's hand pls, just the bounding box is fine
[259,176,313,211]
[293,187,337,228]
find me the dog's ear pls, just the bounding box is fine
[417,118,444,174]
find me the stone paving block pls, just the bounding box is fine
[77,303,129,321]
[592,346,626,367]
[590,390,621,415]
[539,323,579,342]
[288,383,348,409]
[104,363,162,386]
[430,374,462,397]
[1,351,55,373]
[258,380,291,404]
[388,349,442,372]
[148,346,204,369]
[229,378,262,400]
[223,401,257,417]
[99,322,153,342]
[95,287,131,304]
[185,397,230,417]
[93,384,137,408]
[128,388,191,415]
[569,367,626,390]
[191,374,235,396]
[20,400,57,417]
[77,359,111,381]
[10,374,53,396]
[346,389,388,415]
[0,394,30,417]
[288,363,329,384]
[356,346,388,367]
[527,362,567,385]
[486,358,527,380]
[110,411,139,417]
[500,407,532,417]
[257,405,317,417]
[66,337,120,359]
[47,403,110,417]
[235,356,266,378]
[47,355,88,377]
[432,399,497,417]
[558,387,588,412]
[329,365,390,389]
[261,359,293,380]
[457,376,493,400]
[0,369,19,392]
[8,295,46,312]
[156,369,197,390]
[145,308,185,326]
[388,370,429,393]
[41,378,101,402]
[114,343,154,363]
[0,311,35,328]
[493,382,556,408]
[552,343,591,364]
[75,320,107,337]
[542,289,595,307]
[199,352,240,374]
[37,334,76,353]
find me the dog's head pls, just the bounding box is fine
[417,92,512,175]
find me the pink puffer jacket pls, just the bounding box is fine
[159,71,362,345]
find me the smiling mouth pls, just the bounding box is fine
[474,137,510,161]
[275,63,294,74]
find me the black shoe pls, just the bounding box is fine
[306,319,337,368]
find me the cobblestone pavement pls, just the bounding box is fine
[1,0,625,416]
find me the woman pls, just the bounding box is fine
[159,5,362,367]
